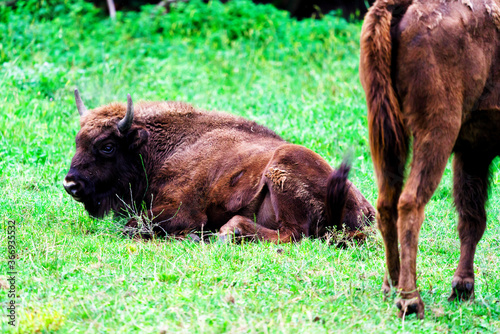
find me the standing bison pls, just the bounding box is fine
[360,0,499,318]
[64,90,374,243]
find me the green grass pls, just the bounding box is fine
[0,0,499,332]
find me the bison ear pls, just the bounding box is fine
[126,126,149,151]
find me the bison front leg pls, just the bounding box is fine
[448,152,491,301]
[218,215,299,243]
[124,202,207,238]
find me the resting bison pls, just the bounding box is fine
[360,0,500,318]
[64,90,375,243]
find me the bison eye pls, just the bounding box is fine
[100,144,115,155]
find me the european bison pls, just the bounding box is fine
[360,0,500,318]
[64,90,375,243]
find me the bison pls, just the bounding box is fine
[360,0,500,318]
[64,90,375,243]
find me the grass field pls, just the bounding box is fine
[0,0,499,332]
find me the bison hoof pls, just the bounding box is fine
[218,234,229,243]
[382,284,397,301]
[381,279,398,300]
[187,233,201,243]
[448,276,474,302]
[396,295,424,319]
[382,281,397,294]
[218,227,242,242]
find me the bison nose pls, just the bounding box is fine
[63,177,84,200]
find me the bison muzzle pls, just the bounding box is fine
[64,90,375,243]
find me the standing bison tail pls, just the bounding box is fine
[359,0,411,184]
[325,161,351,232]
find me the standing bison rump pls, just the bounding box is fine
[64,90,374,242]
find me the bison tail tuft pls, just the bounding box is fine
[325,161,351,231]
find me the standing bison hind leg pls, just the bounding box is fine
[447,150,493,302]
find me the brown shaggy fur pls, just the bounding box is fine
[64,98,375,243]
[360,0,500,318]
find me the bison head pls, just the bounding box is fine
[63,90,149,218]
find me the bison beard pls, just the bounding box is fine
[82,161,147,219]
[64,91,375,243]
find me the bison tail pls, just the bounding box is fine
[360,0,411,179]
[325,161,351,232]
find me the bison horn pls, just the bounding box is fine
[118,94,134,133]
[74,89,88,116]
